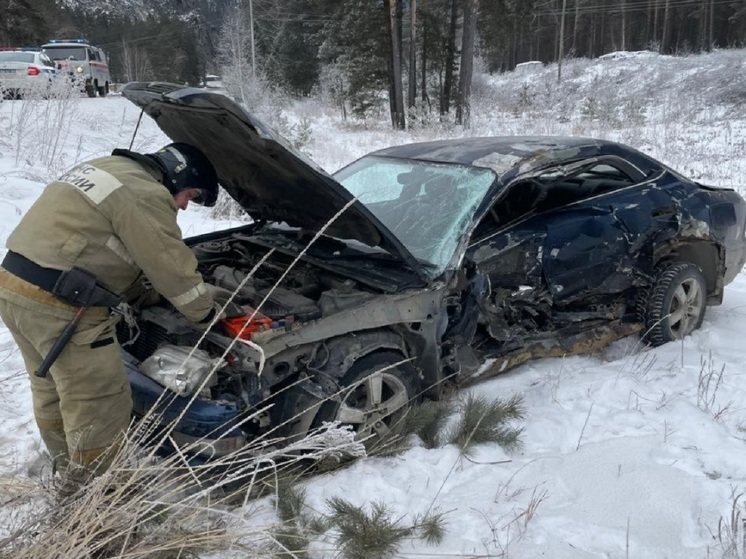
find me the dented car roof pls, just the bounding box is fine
[371,136,664,180]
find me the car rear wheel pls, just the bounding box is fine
[98,83,107,97]
[313,351,418,449]
[640,262,707,346]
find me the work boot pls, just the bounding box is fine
[39,427,70,472]
[55,463,93,502]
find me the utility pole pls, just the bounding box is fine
[708,0,714,51]
[457,0,478,127]
[557,0,568,82]
[249,0,256,76]
[408,0,416,108]
[237,0,244,101]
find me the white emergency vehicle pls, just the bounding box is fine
[41,39,110,97]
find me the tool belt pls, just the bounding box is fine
[1,251,123,308]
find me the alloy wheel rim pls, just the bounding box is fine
[668,277,704,338]
[336,371,410,441]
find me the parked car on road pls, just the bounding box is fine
[119,82,746,459]
[201,74,224,90]
[41,39,110,97]
[0,48,57,98]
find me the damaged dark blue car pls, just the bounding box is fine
[119,82,746,459]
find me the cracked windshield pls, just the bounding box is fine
[336,156,495,273]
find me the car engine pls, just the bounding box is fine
[117,235,378,424]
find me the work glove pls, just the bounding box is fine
[193,302,227,331]
[204,284,245,318]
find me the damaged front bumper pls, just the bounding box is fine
[124,352,247,459]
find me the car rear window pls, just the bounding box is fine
[0,52,35,63]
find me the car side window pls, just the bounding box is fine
[473,180,544,237]
[572,163,636,196]
[472,161,638,238]
[535,162,638,212]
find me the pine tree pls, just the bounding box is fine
[0,0,55,47]
[317,0,389,118]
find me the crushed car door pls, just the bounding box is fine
[542,205,632,301]
[470,223,547,290]
[538,160,657,302]
[468,179,548,291]
[466,181,551,347]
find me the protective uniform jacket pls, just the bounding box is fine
[5,154,213,323]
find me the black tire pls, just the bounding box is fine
[313,351,419,447]
[640,262,707,346]
[85,83,96,98]
[98,83,107,97]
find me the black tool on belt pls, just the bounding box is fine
[2,251,123,378]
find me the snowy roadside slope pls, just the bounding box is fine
[0,48,746,559]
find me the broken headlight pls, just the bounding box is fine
[140,344,225,396]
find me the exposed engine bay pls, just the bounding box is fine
[118,233,394,437]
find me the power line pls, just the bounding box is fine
[534,0,738,18]
[84,0,744,54]
[91,10,336,50]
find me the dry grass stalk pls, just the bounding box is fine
[697,351,731,422]
[0,417,364,558]
[475,482,548,558]
[707,488,746,559]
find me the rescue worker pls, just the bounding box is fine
[0,143,222,492]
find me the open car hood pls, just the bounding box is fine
[121,82,423,275]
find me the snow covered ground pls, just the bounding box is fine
[2,50,746,558]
